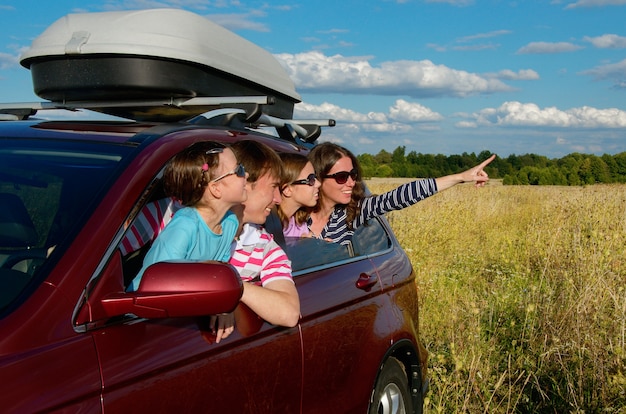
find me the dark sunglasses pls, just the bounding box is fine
[212,163,246,182]
[322,168,358,184]
[291,173,317,186]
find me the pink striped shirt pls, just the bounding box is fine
[229,224,293,286]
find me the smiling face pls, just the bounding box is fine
[241,171,282,225]
[320,155,356,207]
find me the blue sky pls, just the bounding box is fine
[1,0,625,158]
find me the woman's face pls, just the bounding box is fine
[320,155,356,206]
[289,161,320,208]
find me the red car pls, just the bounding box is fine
[0,9,428,414]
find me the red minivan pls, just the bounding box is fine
[0,9,428,413]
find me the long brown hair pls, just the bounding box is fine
[308,142,365,229]
[278,152,311,226]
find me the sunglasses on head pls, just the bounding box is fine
[212,163,246,182]
[322,168,358,184]
[205,147,224,155]
[291,173,317,186]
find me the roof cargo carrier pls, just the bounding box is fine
[19,9,301,122]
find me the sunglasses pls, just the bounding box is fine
[322,168,358,184]
[291,173,317,186]
[212,163,246,182]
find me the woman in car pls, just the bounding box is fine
[302,142,495,245]
[128,141,247,291]
[276,152,321,238]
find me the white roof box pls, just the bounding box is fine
[20,9,301,121]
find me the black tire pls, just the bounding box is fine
[369,357,413,414]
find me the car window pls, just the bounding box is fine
[282,217,391,273]
[350,217,391,256]
[0,140,129,313]
[283,237,352,272]
[116,177,183,288]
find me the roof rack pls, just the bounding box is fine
[0,96,335,145]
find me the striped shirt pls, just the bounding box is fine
[120,197,181,256]
[317,178,438,245]
[229,223,293,286]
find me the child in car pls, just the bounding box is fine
[128,141,247,291]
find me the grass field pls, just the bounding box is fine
[366,179,626,413]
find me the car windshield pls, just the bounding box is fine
[0,139,131,313]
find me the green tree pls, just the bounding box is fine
[374,149,392,165]
[391,146,406,163]
[589,155,612,183]
[357,153,377,178]
[613,152,626,182]
[376,164,394,177]
[578,158,595,184]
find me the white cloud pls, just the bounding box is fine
[0,52,19,70]
[457,30,512,43]
[486,69,540,81]
[565,0,626,9]
[388,99,444,122]
[295,100,443,125]
[275,51,513,98]
[455,120,478,128]
[556,136,568,145]
[294,101,376,123]
[293,100,441,139]
[361,122,413,133]
[583,34,626,49]
[469,101,626,128]
[516,41,583,54]
[581,58,626,89]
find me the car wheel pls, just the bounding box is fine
[369,357,412,414]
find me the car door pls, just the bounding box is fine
[283,232,392,414]
[77,194,303,413]
[91,304,302,413]
[353,216,422,342]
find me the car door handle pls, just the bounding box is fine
[356,273,377,291]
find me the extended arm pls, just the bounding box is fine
[435,154,496,192]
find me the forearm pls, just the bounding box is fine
[241,280,300,327]
[435,154,495,191]
[434,173,465,192]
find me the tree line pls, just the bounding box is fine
[356,146,626,185]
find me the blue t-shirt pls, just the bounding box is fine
[128,207,239,291]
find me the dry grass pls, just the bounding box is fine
[366,179,626,413]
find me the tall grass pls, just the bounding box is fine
[367,179,626,413]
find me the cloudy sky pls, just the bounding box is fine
[1,0,625,158]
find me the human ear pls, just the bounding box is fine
[281,185,293,197]
[207,181,222,199]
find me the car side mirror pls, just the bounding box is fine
[101,261,243,319]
